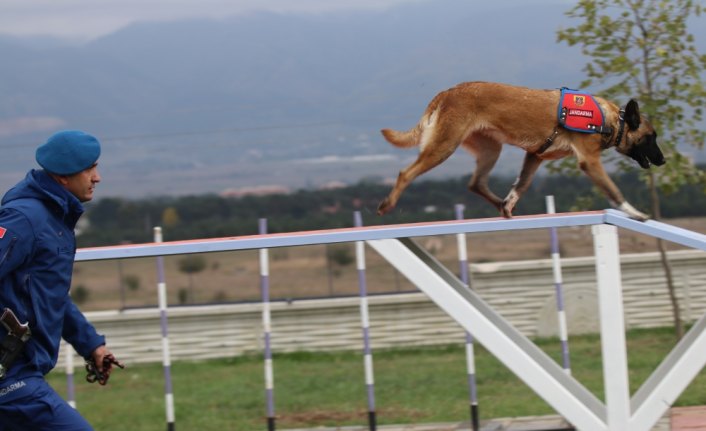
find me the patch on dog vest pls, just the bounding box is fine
[557,87,608,134]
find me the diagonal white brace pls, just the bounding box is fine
[367,237,608,431]
[630,307,706,429]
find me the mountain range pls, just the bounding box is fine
[0,0,700,198]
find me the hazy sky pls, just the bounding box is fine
[0,0,421,40]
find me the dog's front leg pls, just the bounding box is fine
[501,152,543,218]
[576,154,649,221]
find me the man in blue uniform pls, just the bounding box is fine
[0,130,119,430]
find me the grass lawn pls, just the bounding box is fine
[46,327,706,430]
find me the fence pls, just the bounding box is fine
[60,209,706,431]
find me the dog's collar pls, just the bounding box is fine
[612,108,626,149]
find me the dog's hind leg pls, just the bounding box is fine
[463,135,504,211]
[501,152,543,218]
[378,136,461,215]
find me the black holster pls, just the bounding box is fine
[0,334,26,379]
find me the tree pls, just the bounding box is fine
[328,245,354,267]
[123,274,141,292]
[178,255,207,303]
[71,284,90,305]
[557,0,706,337]
[162,206,180,228]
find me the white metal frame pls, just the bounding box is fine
[76,209,706,431]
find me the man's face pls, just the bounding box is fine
[61,163,101,202]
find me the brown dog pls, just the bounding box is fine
[377,81,665,220]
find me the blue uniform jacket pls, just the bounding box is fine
[0,170,104,383]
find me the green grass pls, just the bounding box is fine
[46,327,706,430]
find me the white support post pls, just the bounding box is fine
[65,344,76,408]
[592,224,630,430]
[154,227,176,431]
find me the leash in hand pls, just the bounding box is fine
[85,354,125,385]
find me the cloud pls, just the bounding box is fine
[0,117,65,138]
[0,0,416,40]
[293,154,396,164]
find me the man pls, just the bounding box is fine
[0,130,119,430]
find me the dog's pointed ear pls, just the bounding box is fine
[624,99,641,130]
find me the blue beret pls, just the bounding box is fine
[36,130,101,175]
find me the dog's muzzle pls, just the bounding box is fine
[629,137,665,169]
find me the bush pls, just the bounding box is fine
[71,285,90,305]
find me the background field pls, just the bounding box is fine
[46,327,706,430]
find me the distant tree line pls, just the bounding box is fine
[78,168,706,247]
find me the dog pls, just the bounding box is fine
[377,81,665,220]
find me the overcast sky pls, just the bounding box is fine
[0,0,422,40]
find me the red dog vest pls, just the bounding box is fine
[557,87,608,134]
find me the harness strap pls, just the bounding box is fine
[612,108,626,148]
[537,127,560,154]
[588,123,614,135]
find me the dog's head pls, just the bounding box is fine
[615,99,665,169]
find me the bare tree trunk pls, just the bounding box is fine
[189,273,195,303]
[648,172,684,338]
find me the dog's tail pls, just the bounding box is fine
[381,108,439,149]
[380,127,419,148]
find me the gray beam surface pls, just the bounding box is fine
[77,211,606,261]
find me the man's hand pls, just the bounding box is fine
[86,345,124,385]
[91,345,110,372]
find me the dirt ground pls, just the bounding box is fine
[71,215,706,311]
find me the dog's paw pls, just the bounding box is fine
[377,199,393,215]
[618,202,649,221]
[501,191,519,219]
[500,205,513,219]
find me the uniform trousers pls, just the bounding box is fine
[0,377,92,431]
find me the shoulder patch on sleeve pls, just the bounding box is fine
[0,227,6,239]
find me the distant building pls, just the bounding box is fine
[319,180,347,190]
[220,185,291,198]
